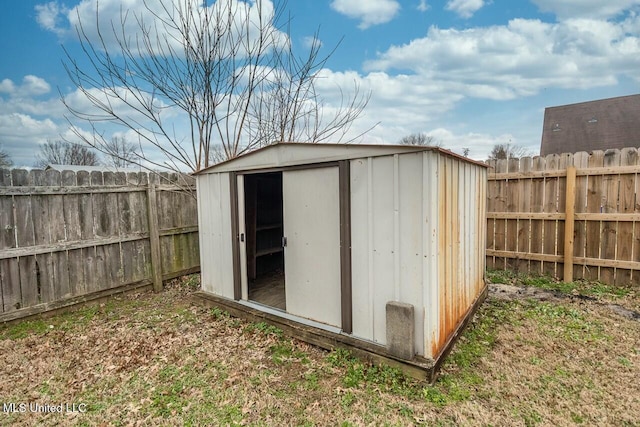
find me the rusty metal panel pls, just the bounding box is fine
[423,151,441,359]
[196,173,235,299]
[466,166,477,290]
[349,150,487,359]
[439,156,454,355]
[431,154,487,359]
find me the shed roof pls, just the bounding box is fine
[540,94,640,155]
[195,143,486,175]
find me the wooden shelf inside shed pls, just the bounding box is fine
[256,223,282,231]
[256,246,284,257]
[244,173,284,280]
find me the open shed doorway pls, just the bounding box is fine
[243,172,286,310]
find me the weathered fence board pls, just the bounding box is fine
[543,154,559,277]
[516,156,532,273]
[0,168,199,321]
[530,157,545,275]
[616,148,636,284]
[505,158,519,271]
[487,147,640,286]
[572,151,589,280]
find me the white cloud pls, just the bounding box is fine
[37,0,289,56]
[0,81,185,168]
[363,18,640,100]
[61,84,182,126]
[34,1,68,37]
[0,79,16,94]
[0,76,51,98]
[311,69,466,146]
[302,36,322,49]
[21,76,51,96]
[425,128,532,160]
[417,0,430,12]
[0,70,519,165]
[531,0,640,19]
[0,113,61,166]
[0,76,60,125]
[445,0,486,19]
[330,0,401,29]
[0,113,58,138]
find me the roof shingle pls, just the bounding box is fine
[540,94,640,155]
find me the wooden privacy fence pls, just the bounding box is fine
[487,147,640,286]
[0,168,199,322]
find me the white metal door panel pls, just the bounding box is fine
[283,167,341,328]
[236,175,248,301]
[198,173,235,299]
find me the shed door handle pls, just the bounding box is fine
[282,236,287,247]
[240,233,245,242]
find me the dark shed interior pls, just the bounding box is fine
[243,172,286,310]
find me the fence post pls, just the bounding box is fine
[147,184,163,292]
[563,166,577,282]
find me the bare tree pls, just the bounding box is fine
[34,139,100,168]
[104,136,137,167]
[61,0,370,173]
[398,132,441,147]
[0,146,12,168]
[487,143,530,161]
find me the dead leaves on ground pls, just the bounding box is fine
[0,280,639,426]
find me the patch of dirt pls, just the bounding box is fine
[489,282,640,321]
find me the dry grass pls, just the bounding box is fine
[0,274,639,426]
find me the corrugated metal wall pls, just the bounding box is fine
[351,152,436,356]
[432,155,487,358]
[350,151,486,359]
[196,172,235,299]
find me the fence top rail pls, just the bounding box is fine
[488,164,640,180]
[0,184,195,196]
[486,147,640,180]
[0,168,195,188]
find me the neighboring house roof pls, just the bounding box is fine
[540,94,640,156]
[195,142,487,175]
[45,164,144,173]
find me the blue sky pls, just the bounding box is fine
[1,0,640,167]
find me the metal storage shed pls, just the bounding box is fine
[194,143,487,380]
